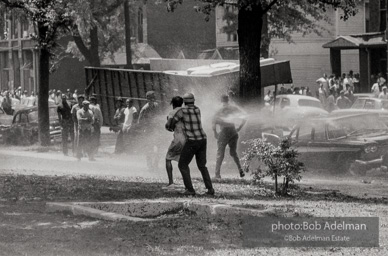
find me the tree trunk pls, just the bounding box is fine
[238,4,263,105]
[124,0,133,69]
[261,13,269,58]
[37,25,50,146]
[89,26,101,67]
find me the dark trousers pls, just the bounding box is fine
[62,124,74,155]
[178,139,213,192]
[92,124,101,155]
[78,129,93,159]
[115,130,125,154]
[215,134,242,177]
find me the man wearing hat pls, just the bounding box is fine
[76,100,95,161]
[113,97,126,154]
[71,94,85,158]
[58,94,74,156]
[212,94,246,179]
[336,90,352,109]
[379,86,388,99]
[89,95,103,156]
[138,91,162,170]
[166,92,214,196]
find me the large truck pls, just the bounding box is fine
[84,59,292,127]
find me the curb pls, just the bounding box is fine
[47,200,269,222]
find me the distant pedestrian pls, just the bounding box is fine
[164,96,185,189]
[122,98,138,153]
[73,89,78,100]
[212,94,246,179]
[76,100,95,161]
[326,89,336,113]
[113,97,126,154]
[71,94,85,158]
[89,95,103,157]
[138,91,162,170]
[166,92,214,196]
[379,86,388,99]
[57,94,74,156]
[1,91,13,115]
[336,90,352,109]
[66,89,72,100]
[372,79,380,98]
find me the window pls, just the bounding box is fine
[312,124,326,141]
[351,99,366,109]
[364,99,376,109]
[380,0,386,32]
[280,98,290,108]
[298,99,322,108]
[298,124,313,141]
[19,113,28,123]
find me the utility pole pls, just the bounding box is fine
[124,0,133,69]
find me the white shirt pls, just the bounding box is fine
[379,92,388,99]
[372,83,380,97]
[123,106,137,132]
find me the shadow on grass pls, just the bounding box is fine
[0,174,387,206]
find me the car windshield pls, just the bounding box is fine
[381,101,388,110]
[298,99,322,108]
[27,108,58,123]
[327,115,388,139]
[351,99,366,109]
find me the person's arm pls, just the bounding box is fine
[57,107,62,124]
[166,109,181,132]
[132,109,139,125]
[97,108,103,127]
[212,112,219,139]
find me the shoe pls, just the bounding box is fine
[214,175,221,180]
[205,188,215,196]
[180,190,196,196]
[239,170,245,178]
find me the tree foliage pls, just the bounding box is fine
[241,137,305,195]
[66,0,131,66]
[164,0,360,103]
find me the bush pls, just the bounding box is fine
[241,137,305,196]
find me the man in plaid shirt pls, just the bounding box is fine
[166,93,214,196]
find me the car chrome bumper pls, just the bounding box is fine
[354,158,383,168]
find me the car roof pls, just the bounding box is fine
[13,105,57,115]
[355,97,388,102]
[275,94,320,101]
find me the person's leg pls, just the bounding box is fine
[77,129,84,160]
[215,136,227,178]
[178,140,196,192]
[69,123,75,155]
[228,135,243,172]
[86,129,95,160]
[165,159,174,185]
[195,139,213,191]
[115,130,123,154]
[62,125,69,155]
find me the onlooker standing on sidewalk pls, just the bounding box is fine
[166,93,214,196]
[164,96,185,189]
[122,98,138,153]
[138,91,162,170]
[57,94,74,156]
[212,94,246,179]
[76,100,95,161]
[89,95,103,157]
[71,94,85,158]
[113,97,126,154]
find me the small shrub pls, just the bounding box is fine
[241,137,305,196]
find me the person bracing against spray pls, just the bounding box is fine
[212,94,247,179]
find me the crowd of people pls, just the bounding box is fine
[263,70,388,113]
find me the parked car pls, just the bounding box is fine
[270,94,328,119]
[262,113,388,175]
[1,106,62,145]
[331,97,388,124]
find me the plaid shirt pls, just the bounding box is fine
[172,105,207,141]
